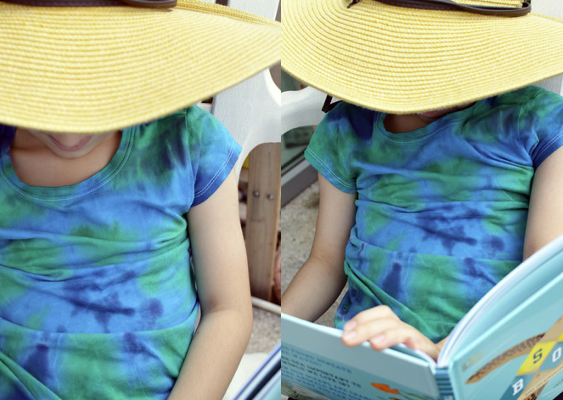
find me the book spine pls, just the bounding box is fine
[435,367,456,400]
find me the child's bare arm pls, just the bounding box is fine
[282,174,356,321]
[168,170,252,400]
[524,146,563,259]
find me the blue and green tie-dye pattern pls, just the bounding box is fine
[305,86,563,342]
[0,106,241,399]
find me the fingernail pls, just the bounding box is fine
[343,321,357,331]
[370,334,385,345]
[342,330,357,341]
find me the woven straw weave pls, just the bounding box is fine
[0,0,280,133]
[281,0,563,113]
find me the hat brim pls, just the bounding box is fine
[0,0,280,133]
[282,0,563,114]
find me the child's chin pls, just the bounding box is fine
[417,109,451,119]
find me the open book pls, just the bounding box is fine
[281,235,563,400]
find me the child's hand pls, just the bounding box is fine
[341,305,441,361]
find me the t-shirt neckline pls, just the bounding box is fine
[0,124,134,201]
[375,99,485,143]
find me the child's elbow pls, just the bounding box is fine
[245,311,254,342]
[239,300,254,338]
[227,296,254,339]
[224,300,253,346]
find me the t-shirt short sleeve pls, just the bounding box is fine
[184,106,242,206]
[518,86,563,168]
[304,102,374,194]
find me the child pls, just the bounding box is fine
[0,1,279,399]
[281,0,563,365]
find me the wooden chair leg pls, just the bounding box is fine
[245,142,281,301]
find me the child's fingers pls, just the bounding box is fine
[341,306,401,347]
[368,324,423,350]
[343,305,398,331]
[341,314,440,361]
[368,324,440,361]
[341,316,401,347]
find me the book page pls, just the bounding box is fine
[447,273,563,400]
[440,234,563,367]
[281,314,440,400]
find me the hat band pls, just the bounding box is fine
[348,0,531,17]
[2,0,176,8]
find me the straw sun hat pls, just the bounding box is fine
[282,0,563,114]
[0,0,280,133]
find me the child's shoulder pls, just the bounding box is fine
[493,85,563,109]
[139,105,229,143]
[145,105,222,130]
[320,101,379,140]
[491,86,563,139]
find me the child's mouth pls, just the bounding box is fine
[48,135,93,151]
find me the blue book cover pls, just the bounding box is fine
[281,235,563,400]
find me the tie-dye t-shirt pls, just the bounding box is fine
[305,86,563,342]
[0,106,241,399]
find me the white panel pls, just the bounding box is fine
[207,0,281,178]
[532,0,563,18]
[227,0,279,20]
[529,0,563,95]
[534,76,563,95]
[281,87,327,134]
[212,69,280,178]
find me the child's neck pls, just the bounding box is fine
[384,114,434,133]
[384,103,475,134]
[10,128,122,187]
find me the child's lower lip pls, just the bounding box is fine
[48,135,93,151]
